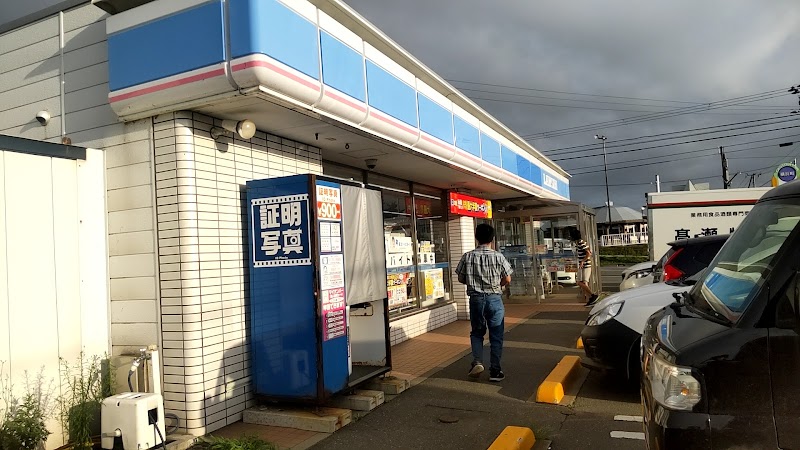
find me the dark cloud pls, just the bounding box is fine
[344,0,800,208]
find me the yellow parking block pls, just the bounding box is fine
[536,355,582,404]
[576,337,583,349]
[487,426,536,450]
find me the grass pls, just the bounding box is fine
[531,424,554,441]
[192,435,278,450]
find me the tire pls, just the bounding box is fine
[626,337,643,384]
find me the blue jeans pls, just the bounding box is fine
[469,293,505,372]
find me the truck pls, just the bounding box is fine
[646,187,771,260]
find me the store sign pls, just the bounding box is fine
[773,163,799,186]
[449,193,492,218]
[316,185,342,220]
[251,194,311,267]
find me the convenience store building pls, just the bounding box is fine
[0,0,590,440]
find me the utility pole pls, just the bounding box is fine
[719,146,730,189]
[595,135,611,235]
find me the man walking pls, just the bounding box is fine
[455,223,513,382]
[569,227,598,307]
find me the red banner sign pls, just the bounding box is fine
[449,193,492,218]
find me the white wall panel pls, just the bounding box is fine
[78,149,110,357]
[0,154,8,365]
[0,16,57,55]
[52,157,83,362]
[5,152,59,379]
[0,37,60,73]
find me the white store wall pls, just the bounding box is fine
[0,147,108,449]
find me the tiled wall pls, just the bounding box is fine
[389,303,458,346]
[152,111,322,435]
[448,216,475,320]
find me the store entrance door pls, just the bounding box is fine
[492,204,598,302]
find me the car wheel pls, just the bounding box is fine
[626,337,642,384]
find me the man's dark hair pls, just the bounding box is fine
[475,223,495,244]
[568,227,582,241]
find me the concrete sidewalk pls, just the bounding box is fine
[210,301,590,449]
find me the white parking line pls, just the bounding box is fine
[614,415,644,423]
[611,431,645,440]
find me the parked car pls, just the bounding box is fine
[556,271,576,285]
[641,181,800,449]
[581,235,729,381]
[652,234,729,283]
[619,260,657,291]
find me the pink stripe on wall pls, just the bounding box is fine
[231,60,320,91]
[109,68,226,103]
[324,90,367,112]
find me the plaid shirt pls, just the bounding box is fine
[455,245,513,295]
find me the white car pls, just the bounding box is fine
[619,261,657,291]
[580,276,698,380]
[556,271,577,285]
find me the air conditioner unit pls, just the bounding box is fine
[101,392,166,450]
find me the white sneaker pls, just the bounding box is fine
[468,363,484,378]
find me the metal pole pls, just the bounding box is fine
[601,138,611,234]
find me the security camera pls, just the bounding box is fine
[365,158,377,170]
[36,111,50,126]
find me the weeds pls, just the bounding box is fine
[198,435,278,450]
[0,363,56,450]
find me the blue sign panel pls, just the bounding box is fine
[778,164,798,182]
[251,194,311,267]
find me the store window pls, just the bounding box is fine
[382,188,418,314]
[413,186,450,308]
[369,174,452,316]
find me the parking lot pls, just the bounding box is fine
[311,307,646,450]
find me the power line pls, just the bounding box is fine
[552,123,800,163]
[565,135,800,176]
[570,175,719,188]
[447,79,705,104]
[469,95,788,115]
[538,115,800,155]
[460,87,792,110]
[565,133,800,173]
[522,88,789,140]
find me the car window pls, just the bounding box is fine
[694,240,725,265]
[694,202,800,321]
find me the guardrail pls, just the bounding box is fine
[600,232,648,247]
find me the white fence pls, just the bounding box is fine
[600,232,649,247]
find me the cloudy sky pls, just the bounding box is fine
[3,1,800,209]
[345,0,800,209]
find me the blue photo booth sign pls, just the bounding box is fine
[251,194,311,267]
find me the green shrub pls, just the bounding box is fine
[199,435,278,450]
[0,365,55,450]
[58,353,113,450]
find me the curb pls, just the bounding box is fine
[536,355,582,404]
[487,426,536,450]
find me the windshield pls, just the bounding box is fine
[691,199,800,322]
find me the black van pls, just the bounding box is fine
[641,180,800,449]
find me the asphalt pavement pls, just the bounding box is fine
[310,309,645,450]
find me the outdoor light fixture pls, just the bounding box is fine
[595,134,612,234]
[210,119,257,140]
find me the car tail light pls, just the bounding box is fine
[662,248,684,281]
